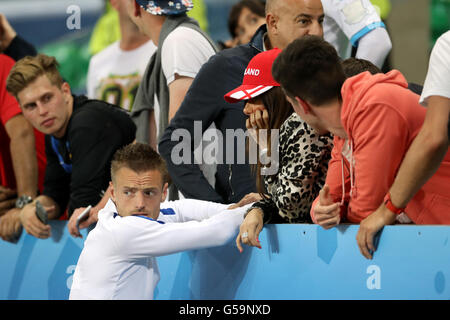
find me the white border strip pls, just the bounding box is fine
[0,0,104,19]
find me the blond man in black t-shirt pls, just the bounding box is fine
[6,54,136,239]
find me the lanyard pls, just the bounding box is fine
[50,136,72,174]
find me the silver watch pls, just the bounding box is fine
[15,195,33,209]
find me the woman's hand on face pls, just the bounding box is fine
[244,100,269,149]
[243,99,268,130]
[248,108,269,130]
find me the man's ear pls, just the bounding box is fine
[61,81,72,97]
[60,82,72,105]
[266,13,277,36]
[161,182,168,203]
[295,96,312,114]
[109,181,116,202]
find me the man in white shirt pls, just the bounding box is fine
[69,143,250,300]
[86,0,156,111]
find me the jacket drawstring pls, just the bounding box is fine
[349,140,354,198]
[340,139,355,205]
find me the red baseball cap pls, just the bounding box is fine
[224,48,282,103]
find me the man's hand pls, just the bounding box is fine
[0,186,17,216]
[0,208,22,241]
[68,206,99,238]
[236,208,263,253]
[227,193,262,210]
[19,202,54,239]
[356,204,396,260]
[0,14,17,52]
[313,185,341,229]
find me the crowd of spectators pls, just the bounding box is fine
[0,0,448,270]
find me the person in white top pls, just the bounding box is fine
[69,143,251,300]
[321,0,392,68]
[86,0,156,111]
[126,0,216,145]
[126,0,218,202]
[357,30,450,260]
[68,0,157,238]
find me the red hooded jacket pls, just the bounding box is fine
[311,70,450,224]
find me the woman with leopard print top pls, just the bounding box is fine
[224,48,333,252]
[259,113,332,223]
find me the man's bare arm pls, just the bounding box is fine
[5,114,39,199]
[168,74,194,121]
[389,96,449,208]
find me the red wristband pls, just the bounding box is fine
[383,192,405,215]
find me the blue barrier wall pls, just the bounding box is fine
[1,221,450,300]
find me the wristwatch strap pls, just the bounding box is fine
[15,195,33,209]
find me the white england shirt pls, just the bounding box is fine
[69,198,250,300]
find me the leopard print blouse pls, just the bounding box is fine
[252,113,333,223]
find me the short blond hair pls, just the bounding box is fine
[111,143,171,187]
[6,54,64,98]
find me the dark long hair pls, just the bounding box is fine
[248,86,293,195]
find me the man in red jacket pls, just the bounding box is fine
[272,35,450,259]
[0,54,47,242]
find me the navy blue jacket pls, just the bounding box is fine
[159,25,268,203]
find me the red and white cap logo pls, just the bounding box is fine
[224,48,282,103]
